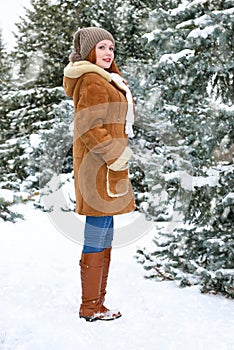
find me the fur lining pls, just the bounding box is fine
[64,60,112,82]
[106,168,129,198]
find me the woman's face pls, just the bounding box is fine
[95,40,114,69]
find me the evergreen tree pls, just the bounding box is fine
[0,87,69,189]
[135,0,234,298]
[0,31,11,93]
[0,33,26,222]
[78,0,154,65]
[0,31,12,139]
[0,0,79,221]
[12,0,85,87]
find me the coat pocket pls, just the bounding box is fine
[107,166,129,198]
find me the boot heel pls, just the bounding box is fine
[80,315,99,322]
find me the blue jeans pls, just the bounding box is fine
[83,216,114,254]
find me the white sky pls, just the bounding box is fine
[0,0,31,50]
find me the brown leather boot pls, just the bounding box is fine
[99,247,122,319]
[79,251,121,322]
[79,251,104,321]
[99,247,111,308]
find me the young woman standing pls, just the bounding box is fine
[63,27,135,322]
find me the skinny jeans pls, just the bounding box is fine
[83,216,114,254]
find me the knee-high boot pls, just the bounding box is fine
[99,247,122,318]
[79,251,104,321]
[79,251,121,322]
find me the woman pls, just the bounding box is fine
[63,27,136,322]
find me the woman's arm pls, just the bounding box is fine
[74,75,132,168]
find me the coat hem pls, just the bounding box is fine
[75,206,136,217]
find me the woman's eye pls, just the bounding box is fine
[98,45,114,51]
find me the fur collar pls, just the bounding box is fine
[64,61,112,82]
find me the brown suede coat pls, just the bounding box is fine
[63,61,136,216]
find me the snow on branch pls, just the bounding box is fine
[159,49,195,64]
[170,0,210,16]
[187,25,219,39]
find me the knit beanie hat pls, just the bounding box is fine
[69,27,115,62]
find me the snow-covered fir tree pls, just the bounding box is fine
[0,31,11,94]
[78,0,155,64]
[0,0,78,218]
[0,32,24,222]
[0,85,71,220]
[135,0,234,298]
[12,0,84,87]
[0,31,11,140]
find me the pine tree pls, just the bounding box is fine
[135,0,234,298]
[0,0,86,222]
[0,33,26,222]
[0,31,12,139]
[0,34,11,171]
[0,31,11,93]
[74,0,155,65]
[12,0,85,87]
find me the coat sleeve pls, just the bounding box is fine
[63,76,77,98]
[74,75,130,167]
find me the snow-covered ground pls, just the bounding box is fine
[0,203,234,350]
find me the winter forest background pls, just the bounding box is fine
[0,0,233,298]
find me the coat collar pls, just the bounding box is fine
[64,61,112,82]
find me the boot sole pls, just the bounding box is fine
[98,313,122,321]
[80,313,122,322]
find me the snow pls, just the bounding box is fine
[222,192,234,204]
[170,0,209,16]
[206,239,225,245]
[163,169,220,191]
[217,103,234,112]
[170,0,234,20]
[213,7,234,15]
[170,0,190,16]
[176,14,212,29]
[0,203,234,350]
[142,29,161,43]
[0,189,14,202]
[187,25,219,39]
[29,134,41,148]
[159,49,195,64]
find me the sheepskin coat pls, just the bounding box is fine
[63,61,136,216]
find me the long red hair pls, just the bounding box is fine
[86,47,122,76]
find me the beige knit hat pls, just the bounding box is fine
[69,27,115,62]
